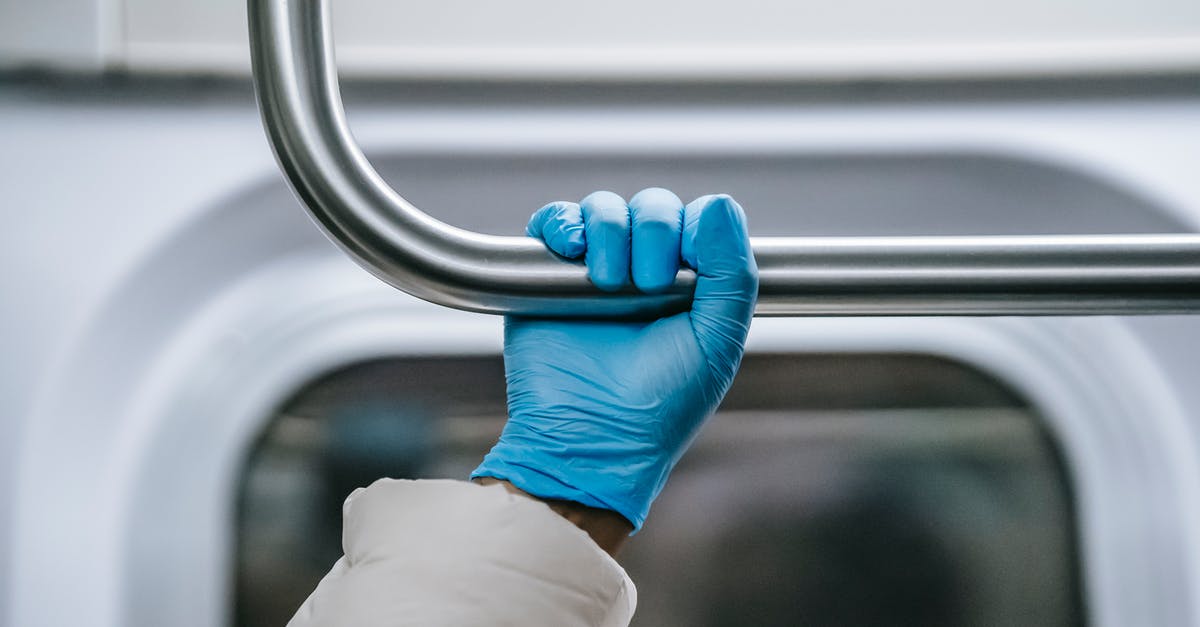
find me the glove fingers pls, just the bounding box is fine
[680,194,713,270]
[687,194,758,377]
[628,187,684,293]
[526,201,586,259]
[580,191,632,291]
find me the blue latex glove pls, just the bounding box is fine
[471,188,758,531]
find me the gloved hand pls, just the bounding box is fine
[471,188,758,531]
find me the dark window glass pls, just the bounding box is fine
[234,354,1084,627]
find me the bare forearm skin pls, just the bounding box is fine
[472,477,633,556]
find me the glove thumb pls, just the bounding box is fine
[687,195,758,383]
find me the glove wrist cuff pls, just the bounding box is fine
[471,454,654,532]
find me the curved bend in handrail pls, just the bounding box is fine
[247,0,1200,317]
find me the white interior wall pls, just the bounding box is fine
[0,0,112,70]
[121,0,1200,78]
[3,0,1200,77]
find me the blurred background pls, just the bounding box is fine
[2,1,1199,626]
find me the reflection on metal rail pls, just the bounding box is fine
[247,0,1200,318]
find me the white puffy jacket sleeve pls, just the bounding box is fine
[287,478,637,627]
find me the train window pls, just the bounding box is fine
[234,353,1084,627]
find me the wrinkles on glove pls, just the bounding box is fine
[472,189,758,532]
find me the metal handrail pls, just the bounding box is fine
[247,0,1200,317]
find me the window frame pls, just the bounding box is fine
[49,257,1200,625]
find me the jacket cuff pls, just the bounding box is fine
[288,478,637,627]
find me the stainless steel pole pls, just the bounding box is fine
[247,0,1200,318]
